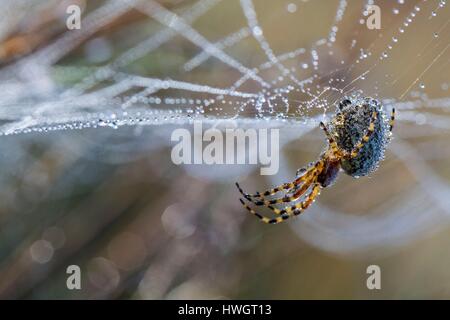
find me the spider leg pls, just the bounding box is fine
[286,179,305,197]
[389,108,396,132]
[244,174,314,207]
[238,161,324,219]
[345,110,377,159]
[235,162,314,200]
[238,161,323,207]
[320,122,341,154]
[286,162,314,196]
[235,175,304,200]
[296,167,307,178]
[236,169,310,213]
[296,162,315,177]
[239,183,321,224]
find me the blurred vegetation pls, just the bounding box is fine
[0,0,449,300]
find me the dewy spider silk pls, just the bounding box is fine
[171,121,280,175]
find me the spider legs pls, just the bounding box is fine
[321,108,389,160]
[345,111,378,159]
[389,108,396,132]
[296,167,307,178]
[235,162,315,200]
[320,122,341,154]
[237,161,324,218]
[342,108,394,159]
[239,183,321,224]
[237,161,322,206]
[235,180,299,200]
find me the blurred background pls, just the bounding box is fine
[0,0,449,299]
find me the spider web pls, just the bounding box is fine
[0,0,449,256]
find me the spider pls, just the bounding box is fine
[236,96,396,224]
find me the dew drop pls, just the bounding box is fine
[286,3,297,13]
[252,26,263,36]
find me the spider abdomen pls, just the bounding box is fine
[332,97,391,177]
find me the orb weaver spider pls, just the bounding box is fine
[236,96,396,224]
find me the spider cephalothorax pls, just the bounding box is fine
[236,96,395,224]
